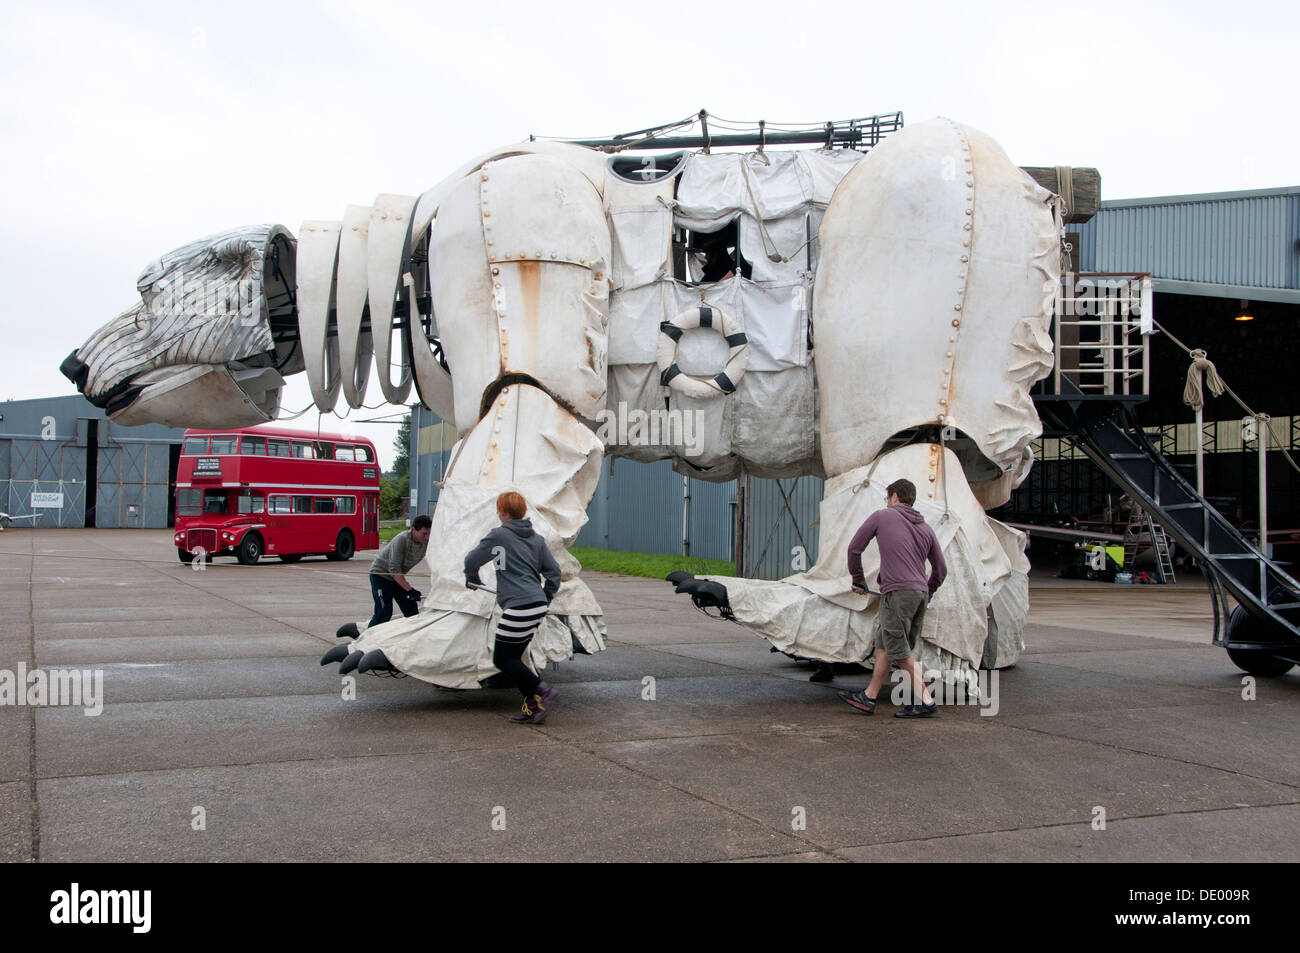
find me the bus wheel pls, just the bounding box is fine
[236,533,264,566]
[327,529,355,561]
[278,554,303,563]
[178,549,194,564]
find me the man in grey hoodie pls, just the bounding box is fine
[465,491,563,723]
[840,478,947,718]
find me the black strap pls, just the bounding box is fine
[659,322,683,342]
[660,363,682,385]
[713,372,736,393]
[698,306,713,328]
[725,331,747,347]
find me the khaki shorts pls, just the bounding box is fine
[872,589,927,661]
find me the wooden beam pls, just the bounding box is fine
[1020,166,1102,223]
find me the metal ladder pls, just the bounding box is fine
[1123,503,1176,583]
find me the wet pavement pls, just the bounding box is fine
[1,529,1297,862]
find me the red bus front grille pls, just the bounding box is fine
[186,529,218,554]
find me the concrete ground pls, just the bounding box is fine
[1,528,1297,863]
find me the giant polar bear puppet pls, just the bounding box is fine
[62,117,1061,691]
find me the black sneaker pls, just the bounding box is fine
[894,702,938,719]
[839,689,876,714]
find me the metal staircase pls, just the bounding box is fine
[1034,274,1298,675]
[1036,381,1300,673]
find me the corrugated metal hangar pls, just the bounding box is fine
[1006,186,1300,544]
[0,395,184,529]
[409,183,1300,578]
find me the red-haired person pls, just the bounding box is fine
[464,492,563,723]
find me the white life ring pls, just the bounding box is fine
[655,305,749,399]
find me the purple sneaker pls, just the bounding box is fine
[510,695,540,723]
[531,682,560,724]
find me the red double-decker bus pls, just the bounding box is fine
[173,425,381,564]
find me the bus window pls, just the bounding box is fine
[292,443,315,459]
[313,441,334,460]
[268,496,292,514]
[177,489,202,515]
[354,445,374,462]
[334,496,356,514]
[203,490,228,513]
[240,436,267,455]
[314,497,335,514]
[237,491,264,514]
[182,437,208,455]
[334,446,355,462]
[268,440,292,457]
[209,435,238,455]
[292,495,314,513]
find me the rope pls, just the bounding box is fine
[1152,318,1300,478]
[1182,349,1225,410]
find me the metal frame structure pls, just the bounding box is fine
[549,110,905,154]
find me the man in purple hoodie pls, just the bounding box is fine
[839,478,947,719]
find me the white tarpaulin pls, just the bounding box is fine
[703,443,1028,678]
[814,119,1059,502]
[609,205,672,291]
[346,384,608,688]
[609,277,810,371]
[739,211,814,283]
[674,150,863,229]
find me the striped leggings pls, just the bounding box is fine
[492,601,547,698]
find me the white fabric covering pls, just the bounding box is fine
[814,119,1059,498]
[730,366,817,476]
[702,444,1029,672]
[347,384,607,688]
[609,205,672,291]
[674,150,864,230]
[799,149,867,204]
[739,212,813,283]
[608,281,670,366]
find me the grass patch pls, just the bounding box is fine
[569,546,735,580]
[375,528,731,581]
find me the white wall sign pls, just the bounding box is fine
[31,492,64,508]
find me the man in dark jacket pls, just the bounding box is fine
[367,514,431,627]
[840,478,947,718]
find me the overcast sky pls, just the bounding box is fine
[2,0,1295,469]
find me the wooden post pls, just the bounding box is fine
[1019,167,1102,223]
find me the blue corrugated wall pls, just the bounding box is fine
[1072,186,1300,292]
